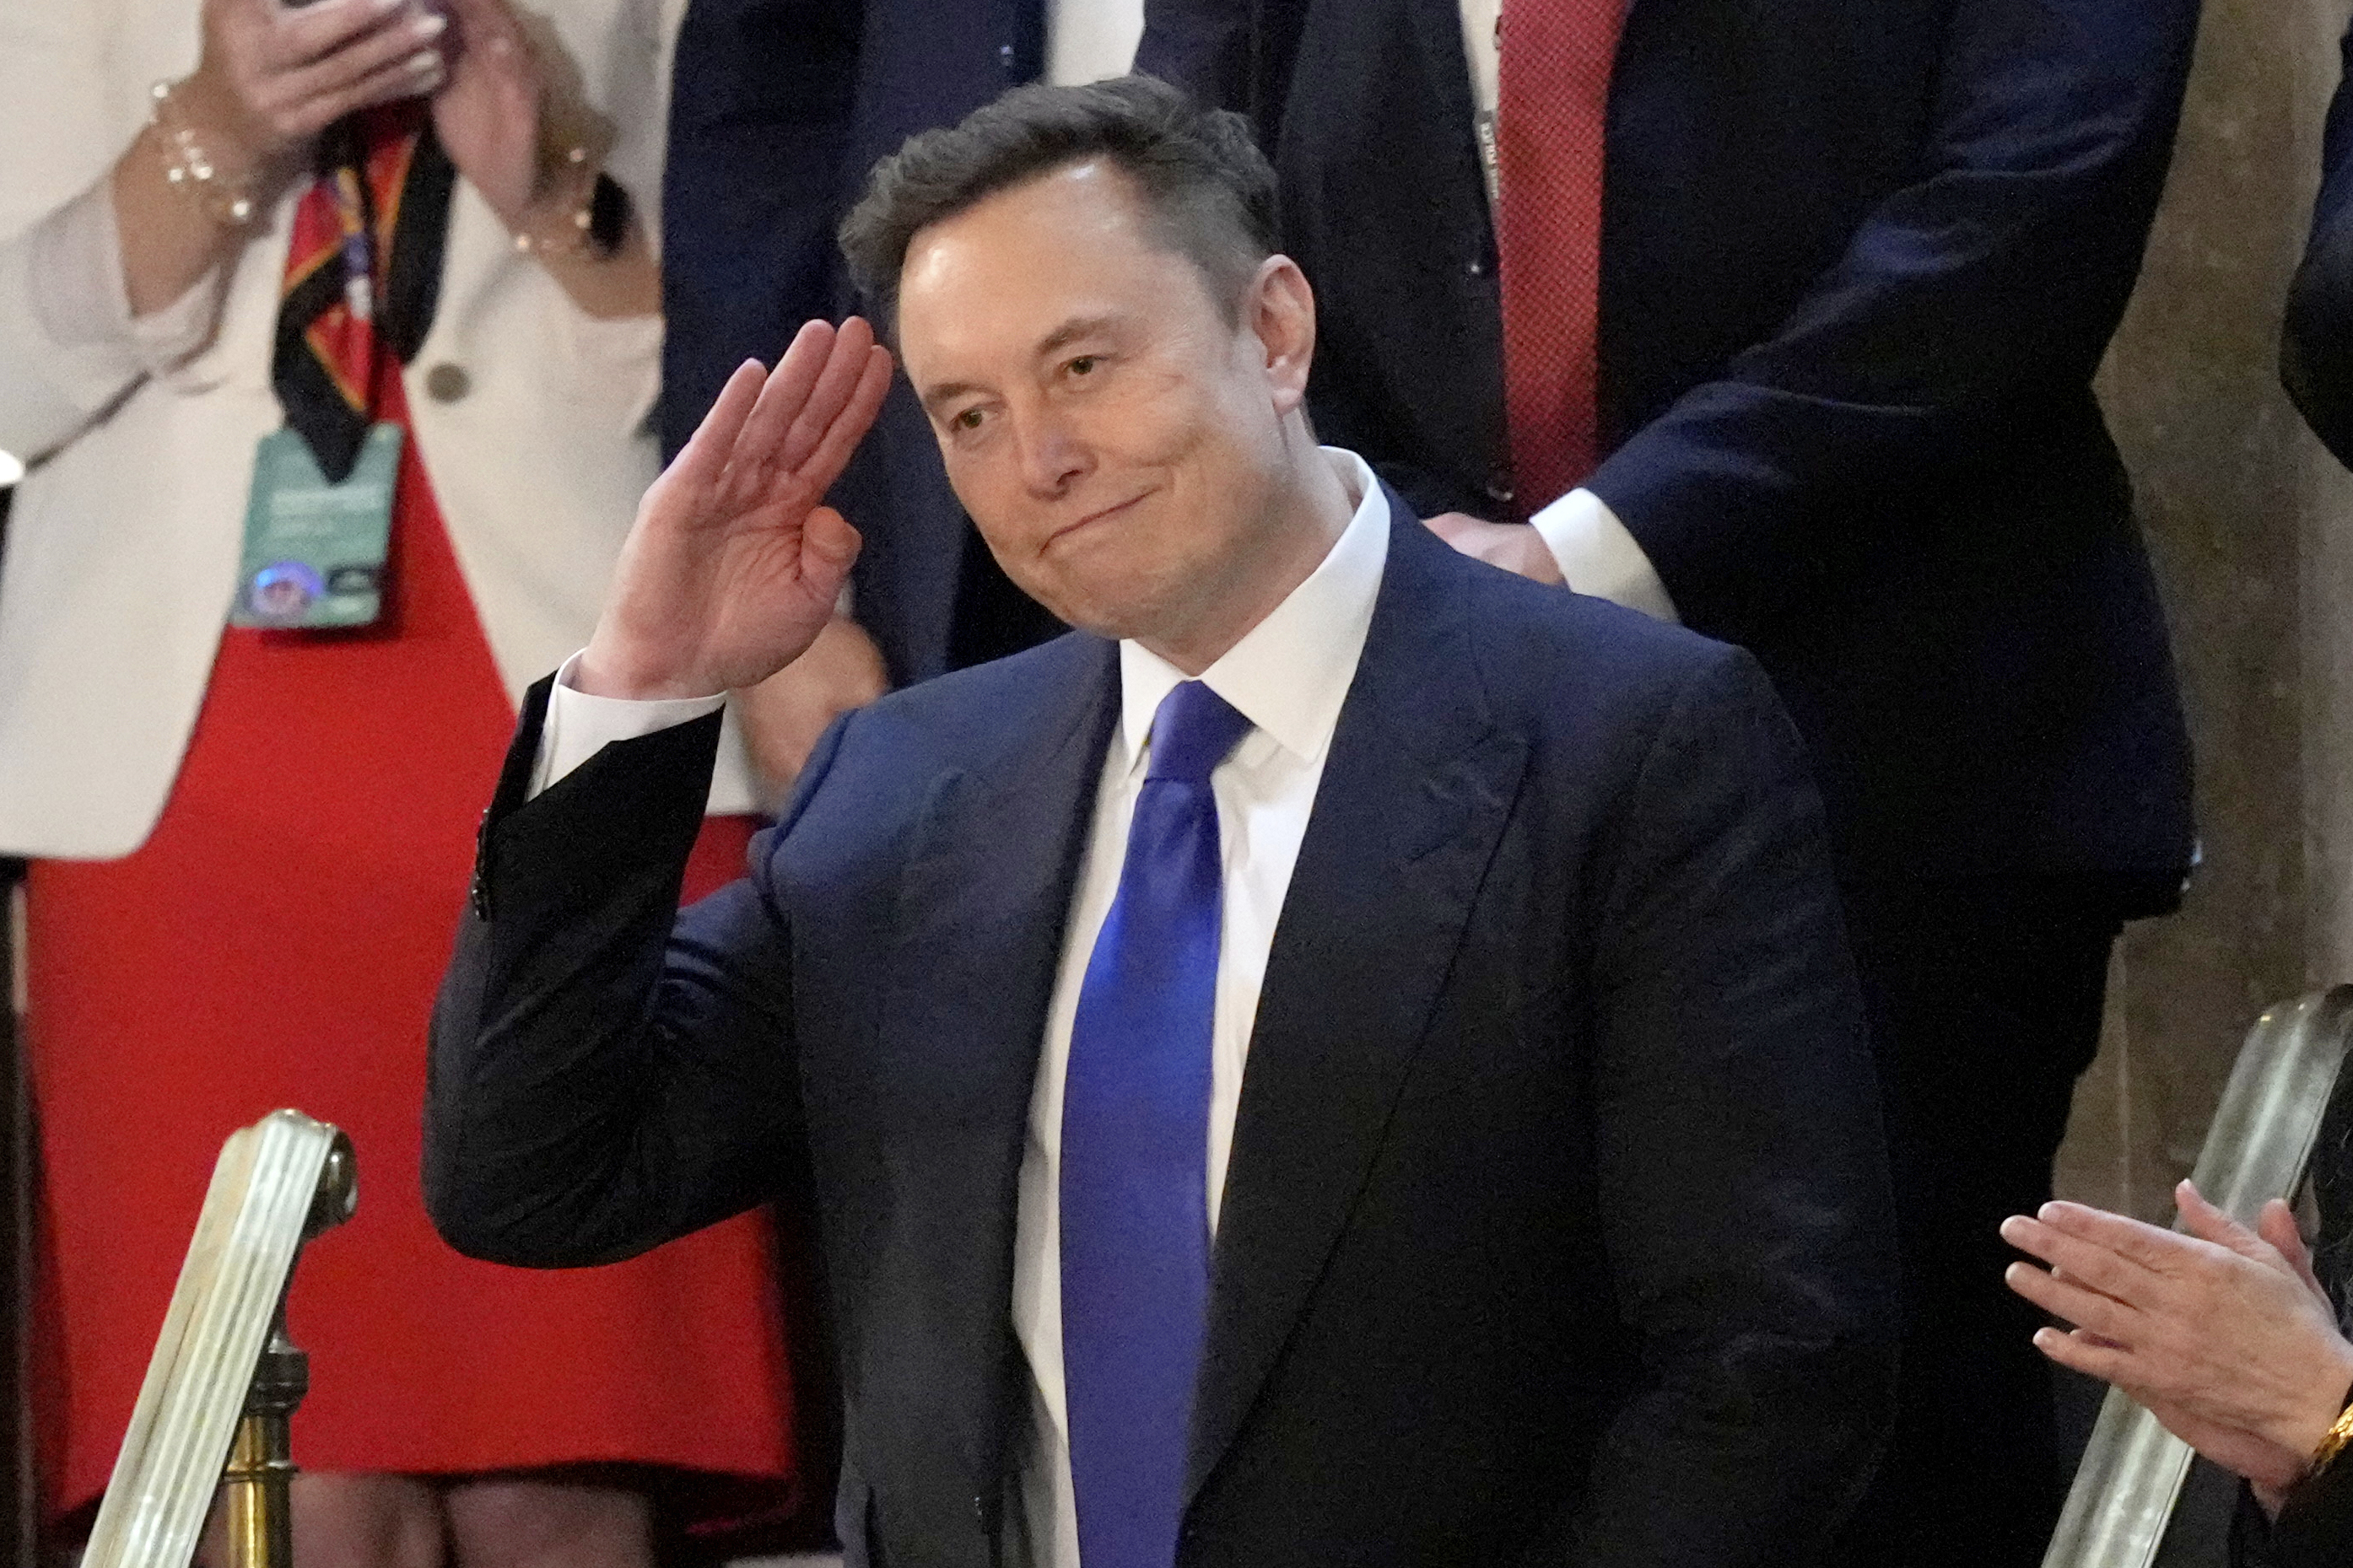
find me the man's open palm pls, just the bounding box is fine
[580,318,895,699]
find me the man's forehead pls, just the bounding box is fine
[902,159,1157,288]
[897,163,1204,380]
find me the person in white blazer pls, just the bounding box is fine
[0,0,772,840]
[0,0,818,1563]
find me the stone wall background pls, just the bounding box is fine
[2057,0,2353,1219]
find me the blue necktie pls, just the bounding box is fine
[1062,680,1253,1568]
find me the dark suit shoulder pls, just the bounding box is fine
[849,628,1114,758]
[1453,545,1768,738]
[766,628,1116,886]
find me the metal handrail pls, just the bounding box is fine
[81,1108,356,1568]
[2042,985,2353,1568]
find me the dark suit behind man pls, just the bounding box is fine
[432,78,1897,1567]
[2286,15,2353,471]
[1140,1,2200,1557]
[662,0,1063,683]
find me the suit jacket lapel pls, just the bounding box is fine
[1186,505,1530,1502]
[872,633,1120,1508]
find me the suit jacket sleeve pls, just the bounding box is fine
[423,676,842,1266]
[1588,0,2198,639]
[1136,0,1309,132]
[1573,642,1899,1564]
[2284,20,2353,472]
[2232,1452,2353,1568]
[659,0,863,462]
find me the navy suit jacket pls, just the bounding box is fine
[1139,0,2198,900]
[2286,18,2353,471]
[426,510,1897,1566]
[661,0,1061,684]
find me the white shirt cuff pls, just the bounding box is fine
[1529,488,1680,623]
[530,650,727,797]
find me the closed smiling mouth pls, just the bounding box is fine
[1050,490,1152,545]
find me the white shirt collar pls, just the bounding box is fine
[1115,448,1390,773]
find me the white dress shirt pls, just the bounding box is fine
[532,449,1389,1567]
[1454,0,1679,622]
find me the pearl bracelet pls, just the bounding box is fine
[511,146,597,256]
[149,79,262,229]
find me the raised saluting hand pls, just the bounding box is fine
[576,319,897,701]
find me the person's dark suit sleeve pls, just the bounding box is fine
[2232,1463,2353,1567]
[1134,0,1251,104]
[660,0,863,462]
[1572,642,1899,1563]
[1589,0,2197,639]
[2283,21,2353,471]
[423,677,846,1267]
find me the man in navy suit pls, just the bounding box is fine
[429,78,1896,1566]
[660,0,1148,786]
[1137,2,2203,1559]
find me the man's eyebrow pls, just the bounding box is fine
[1035,315,1119,359]
[916,316,1124,414]
[917,378,986,416]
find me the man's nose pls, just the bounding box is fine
[1012,407,1091,497]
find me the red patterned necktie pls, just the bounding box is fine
[1495,0,1625,515]
[273,105,455,482]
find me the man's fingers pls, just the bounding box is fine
[672,359,769,494]
[2001,1214,2160,1306]
[799,346,897,501]
[2031,1323,2136,1386]
[2175,1181,2246,1246]
[2005,1258,2139,1340]
[2032,1199,2205,1275]
[731,321,840,474]
[802,505,862,572]
[777,316,881,476]
[2176,1180,2298,1274]
[2257,1199,2331,1301]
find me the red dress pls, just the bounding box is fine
[24,364,796,1521]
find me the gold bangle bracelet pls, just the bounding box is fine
[2311,1398,2353,1476]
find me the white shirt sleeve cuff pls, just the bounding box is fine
[530,650,728,797]
[1529,488,1681,624]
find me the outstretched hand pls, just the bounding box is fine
[579,319,894,700]
[2000,1180,2353,1506]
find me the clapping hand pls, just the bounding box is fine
[2002,1181,2353,1509]
[578,320,896,701]
[426,0,605,226]
[186,0,450,163]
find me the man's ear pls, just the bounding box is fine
[1249,255,1317,415]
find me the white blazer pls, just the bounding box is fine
[0,0,755,859]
